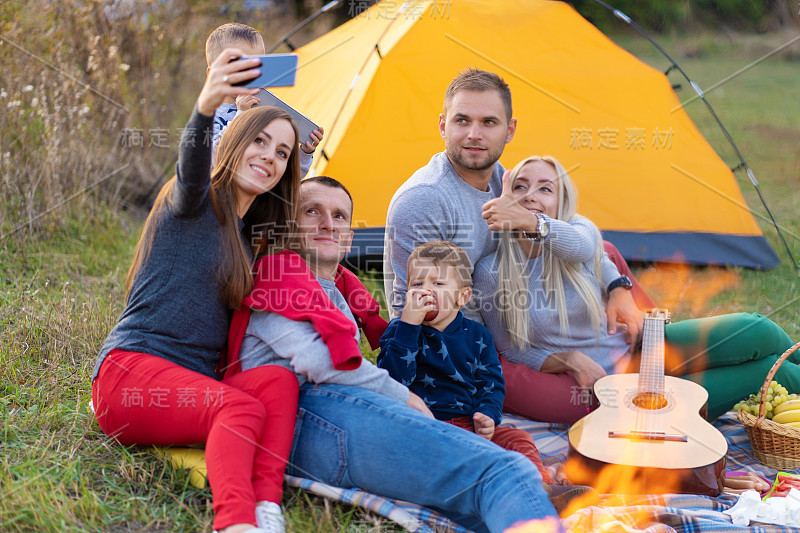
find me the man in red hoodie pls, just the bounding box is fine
[233,175,564,533]
[232,176,429,413]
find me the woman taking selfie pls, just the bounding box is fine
[91,49,301,533]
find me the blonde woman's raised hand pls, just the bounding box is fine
[197,48,261,117]
[482,170,537,233]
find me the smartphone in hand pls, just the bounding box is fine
[232,54,298,88]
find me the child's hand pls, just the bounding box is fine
[300,127,324,154]
[400,288,437,325]
[197,48,260,117]
[236,94,260,111]
[473,412,495,441]
[407,392,434,418]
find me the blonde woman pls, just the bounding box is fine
[474,156,798,424]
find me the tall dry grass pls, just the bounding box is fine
[0,0,324,244]
[1,0,133,240]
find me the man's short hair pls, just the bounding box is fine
[301,176,354,218]
[205,23,264,66]
[408,241,472,288]
[444,68,512,123]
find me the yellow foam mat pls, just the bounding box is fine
[158,447,208,489]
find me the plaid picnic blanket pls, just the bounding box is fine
[284,411,800,533]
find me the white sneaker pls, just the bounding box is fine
[254,501,286,533]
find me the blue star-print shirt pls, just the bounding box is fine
[377,311,505,425]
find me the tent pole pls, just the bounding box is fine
[591,0,797,269]
[266,0,343,53]
[295,1,408,176]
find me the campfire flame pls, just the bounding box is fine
[539,261,734,527]
[637,262,740,317]
[563,456,684,505]
[638,261,740,375]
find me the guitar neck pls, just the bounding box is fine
[638,312,667,395]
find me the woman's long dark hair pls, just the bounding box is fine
[125,106,301,310]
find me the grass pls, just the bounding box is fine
[1,30,799,532]
[0,204,398,533]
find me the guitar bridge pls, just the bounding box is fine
[608,430,688,442]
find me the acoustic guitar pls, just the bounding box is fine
[566,309,727,496]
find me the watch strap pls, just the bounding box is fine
[523,214,547,243]
[607,275,633,293]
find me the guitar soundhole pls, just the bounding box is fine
[632,392,668,410]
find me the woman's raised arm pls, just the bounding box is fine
[172,48,261,218]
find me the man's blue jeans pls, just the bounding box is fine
[287,384,559,533]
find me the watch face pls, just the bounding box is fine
[538,216,550,238]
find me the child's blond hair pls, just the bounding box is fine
[205,23,264,66]
[408,241,472,288]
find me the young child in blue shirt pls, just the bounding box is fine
[204,23,323,172]
[377,240,554,484]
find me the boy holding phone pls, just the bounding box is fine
[205,23,323,171]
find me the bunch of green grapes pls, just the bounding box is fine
[733,380,798,419]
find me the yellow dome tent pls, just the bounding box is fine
[271,0,779,268]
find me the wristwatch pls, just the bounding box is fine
[607,275,633,294]
[523,213,550,243]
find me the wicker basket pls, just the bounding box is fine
[738,340,800,470]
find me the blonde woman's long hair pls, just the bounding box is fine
[497,156,604,349]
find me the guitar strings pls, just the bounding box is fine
[636,313,666,436]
